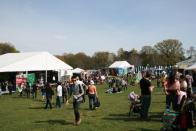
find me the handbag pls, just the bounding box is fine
[94,97,100,107]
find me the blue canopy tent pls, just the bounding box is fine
[109,61,134,76]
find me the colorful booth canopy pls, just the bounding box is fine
[109,61,134,75]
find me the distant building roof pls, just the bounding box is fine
[176,56,196,69]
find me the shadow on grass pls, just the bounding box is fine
[134,128,158,131]
[11,96,43,102]
[34,119,73,125]
[148,112,163,122]
[29,106,44,109]
[103,113,141,122]
[103,112,163,122]
[12,96,27,99]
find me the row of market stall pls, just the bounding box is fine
[0,52,134,91]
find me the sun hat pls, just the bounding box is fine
[90,80,94,85]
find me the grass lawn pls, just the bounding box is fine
[0,83,195,131]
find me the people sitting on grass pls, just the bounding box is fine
[105,86,122,94]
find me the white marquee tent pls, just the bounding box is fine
[0,52,73,72]
[109,61,134,69]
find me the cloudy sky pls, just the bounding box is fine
[0,0,195,55]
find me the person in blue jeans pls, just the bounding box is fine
[70,77,84,126]
[139,71,154,120]
[88,80,97,110]
[56,82,62,108]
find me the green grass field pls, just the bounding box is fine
[0,83,194,131]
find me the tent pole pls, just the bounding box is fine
[45,70,47,83]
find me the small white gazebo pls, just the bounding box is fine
[72,68,85,74]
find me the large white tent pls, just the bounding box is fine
[0,52,73,72]
[109,61,134,69]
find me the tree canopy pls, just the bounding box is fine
[0,39,191,69]
[0,42,19,55]
[154,39,184,65]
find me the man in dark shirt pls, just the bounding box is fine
[45,83,53,109]
[140,71,154,120]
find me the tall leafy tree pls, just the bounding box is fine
[92,51,114,69]
[0,42,19,55]
[128,49,141,66]
[154,39,185,65]
[60,53,91,69]
[140,46,160,66]
[117,48,125,60]
[140,46,153,65]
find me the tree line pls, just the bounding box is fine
[1,39,196,69]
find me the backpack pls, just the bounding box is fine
[78,84,83,94]
[76,84,84,103]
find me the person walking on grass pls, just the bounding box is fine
[32,83,37,99]
[71,77,84,126]
[140,71,154,120]
[56,82,62,108]
[26,82,30,98]
[62,81,69,104]
[88,80,98,110]
[45,83,53,109]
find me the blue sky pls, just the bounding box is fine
[0,0,195,55]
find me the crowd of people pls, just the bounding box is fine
[136,70,196,130]
[1,69,196,129]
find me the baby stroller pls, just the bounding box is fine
[128,91,141,117]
